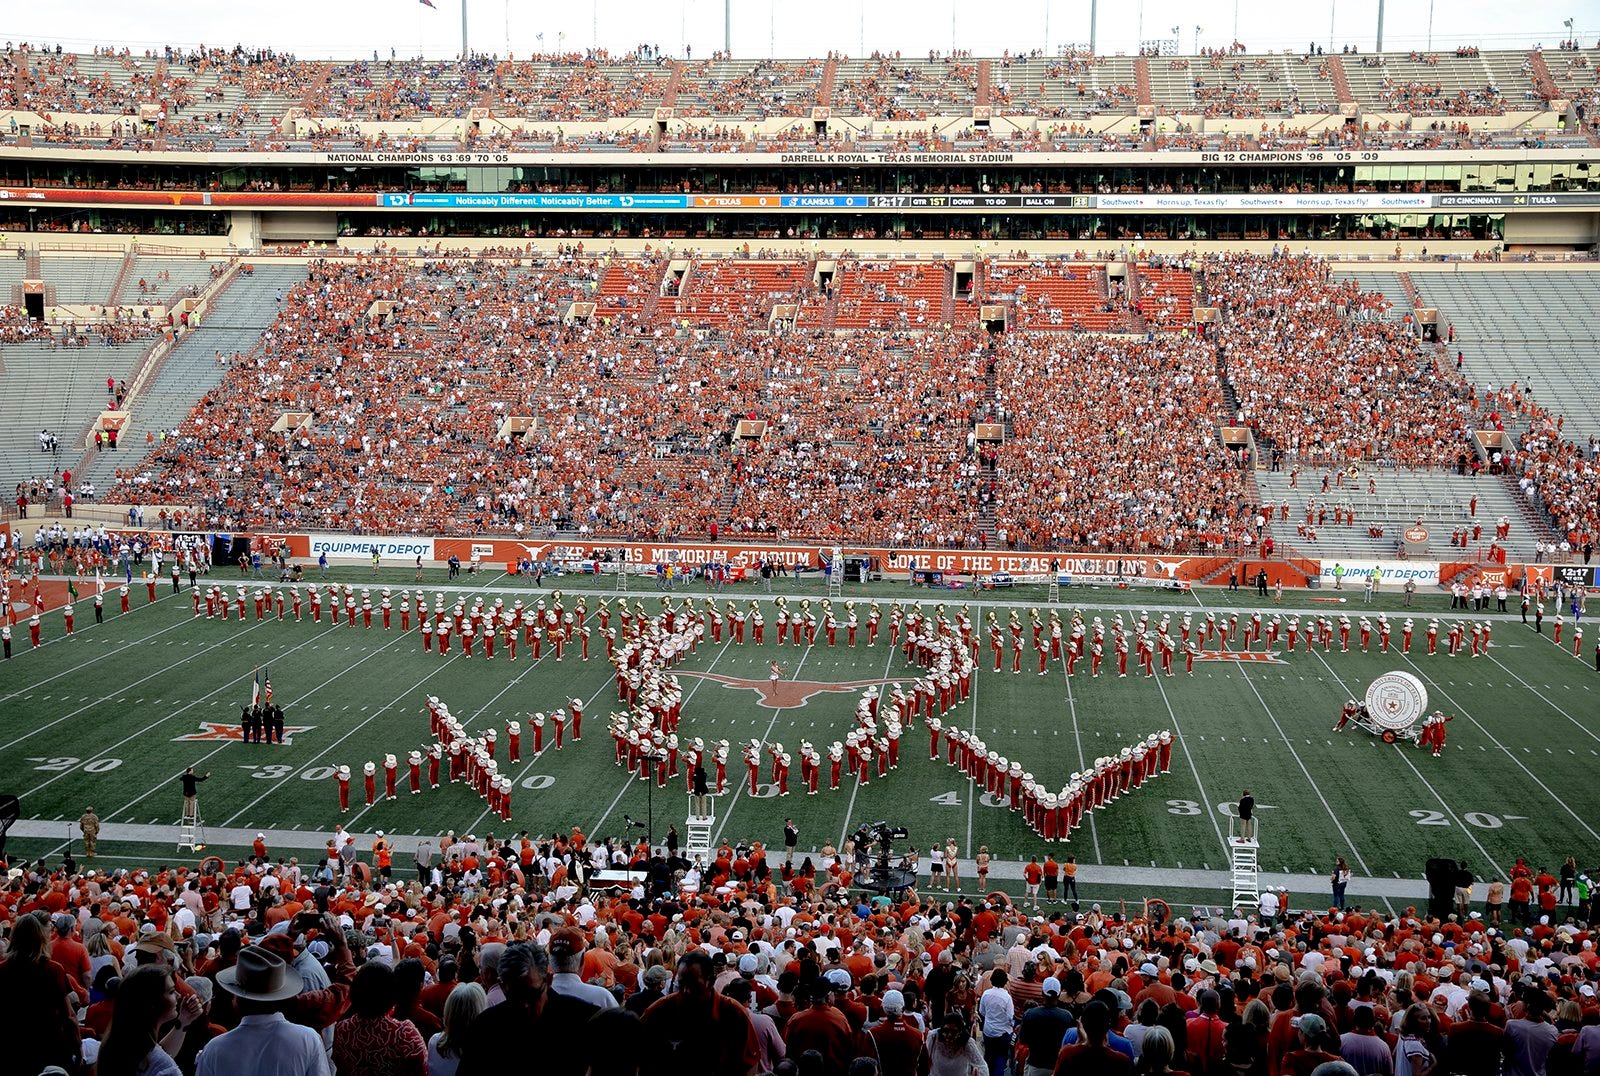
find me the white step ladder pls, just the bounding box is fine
[1228,815,1260,910]
[1048,580,1061,604]
[178,815,205,853]
[826,546,844,599]
[614,558,629,592]
[684,795,714,864]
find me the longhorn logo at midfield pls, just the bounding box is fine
[175,722,315,744]
[675,671,901,710]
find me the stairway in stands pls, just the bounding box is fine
[817,58,839,108]
[1133,56,1153,108]
[76,264,309,488]
[1323,54,1355,107]
[1526,50,1561,105]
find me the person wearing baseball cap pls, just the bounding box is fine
[1018,976,1075,1076]
[870,989,927,1076]
[195,946,325,1076]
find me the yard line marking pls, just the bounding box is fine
[1228,661,1373,876]
[1396,654,1600,846]
[1059,655,1102,865]
[964,648,982,858]
[590,637,738,839]
[836,634,903,848]
[13,618,344,810]
[710,639,818,850]
[0,618,279,756]
[221,653,469,828]
[1304,649,1501,869]
[0,580,176,687]
[1481,652,1600,745]
[1149,672,1230,858]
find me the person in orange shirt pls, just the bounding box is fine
[373,831,393,881]
[1042,855,1060,905]
[1509,873,1534,924]
[1023,857,1044,909]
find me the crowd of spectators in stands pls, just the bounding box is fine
[1203,254,1484,471]
[6,38,1593,158]
[3,822,1600,1076]
[95,249,1545,555]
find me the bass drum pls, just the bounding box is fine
[1364,671,1428,732]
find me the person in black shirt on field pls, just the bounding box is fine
[180,767,210,821]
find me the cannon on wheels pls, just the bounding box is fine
[1357,671,1430,743]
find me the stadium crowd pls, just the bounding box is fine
[4,40,1594,156]
[2,826,1599,1076]
[98,250,1583,555]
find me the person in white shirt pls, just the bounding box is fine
[978,968,1017,1073]
[196,946,328,1076]
[547,928,618,1008]
[230,881,254,912]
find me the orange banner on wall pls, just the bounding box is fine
[239,532,1234,584]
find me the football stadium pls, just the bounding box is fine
[2,2,1600,1073]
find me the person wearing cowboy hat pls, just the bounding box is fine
[195,946,327,1076]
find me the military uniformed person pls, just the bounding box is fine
[79,805,100,857]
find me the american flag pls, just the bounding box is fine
[263,664,272,703]
[419,0,436,7]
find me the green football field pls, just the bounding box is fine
[3,567,1597,910]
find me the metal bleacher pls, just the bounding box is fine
[38,254,125,306]
[1255,468,1540,560]
[1411,271,1600,441]
[75,263,308,488]
[1331,270,1411,313]
[128,256,222,304]
[0,340,147,489]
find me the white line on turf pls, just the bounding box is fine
[709,639,816,849]
[1059,647,1103,864]
[220,653,469,828]
[1395,652,1600,845]
[0,618,277,753]
[34,623,424,852]
[1227,661,1373,875]
[1481,650,1600,745]
[0,593,185,702]
[835,637,903,848]
[1148,671,1231,858]
[1304,648,1500,868]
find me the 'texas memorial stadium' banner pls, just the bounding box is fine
[248,531,1225,583]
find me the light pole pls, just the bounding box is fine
[1194,25,1203,54]
[643,750,661,849]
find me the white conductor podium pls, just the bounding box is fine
[1229,814,1259,910]
[685,795,715,863]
